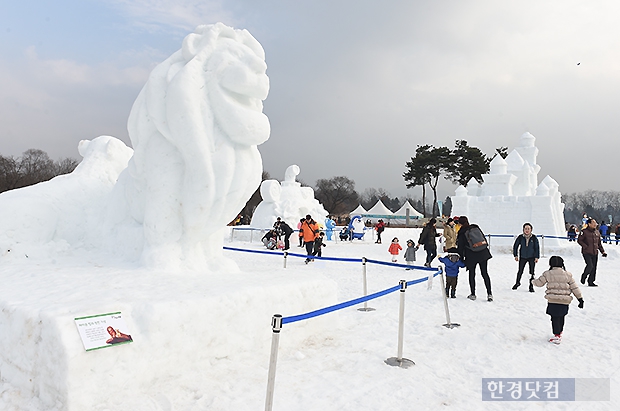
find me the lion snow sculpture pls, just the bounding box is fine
[0,23,270,271]
[110,23,270,269]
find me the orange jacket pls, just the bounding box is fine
[388,243,402,255]
[301,220,319,242]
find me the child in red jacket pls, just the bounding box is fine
[388,237,402,262]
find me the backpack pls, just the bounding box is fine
[464,226,488,252]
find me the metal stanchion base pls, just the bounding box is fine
[357,307,376,312]
[443,323,461,329]
[385,357,415,368]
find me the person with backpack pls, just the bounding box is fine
[301,214,320,263]
[512,222,540,292]
[456,215,493,302]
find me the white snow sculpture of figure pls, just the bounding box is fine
[325,217,336,241]
[119,23,270,269]
[250,165,328,229]
[349,216,366,240]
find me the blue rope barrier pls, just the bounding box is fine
[282,284,402,325]
[364,258,435,271]
[285,252,362,263]
[223,246,284,256]
[282,271,441,325]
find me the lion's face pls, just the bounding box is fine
[208,38,270,146]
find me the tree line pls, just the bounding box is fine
[4,147,619,228]
[402,140,507,217]
[0,149,79,193]
[562,190,620,226]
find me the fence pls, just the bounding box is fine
[222,246,457,411]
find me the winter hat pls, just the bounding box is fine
[428,218,437,225]
[447,247,458,253]
[447,218,454,224]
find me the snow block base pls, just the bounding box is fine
[0,265,338,410]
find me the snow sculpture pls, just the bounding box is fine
[451,132,566,246]
[325,217,336,240]
[250,165,328,228]
[111,23,270,269]
[0,23,270,271]
[349,216,366,240]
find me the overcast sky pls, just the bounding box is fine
[1,1,619,201]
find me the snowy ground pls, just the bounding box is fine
[1,227,619,410]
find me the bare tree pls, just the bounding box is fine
[0,149,79,193]
[314,176,359,215]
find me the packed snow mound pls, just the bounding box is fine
[0,23,271,271]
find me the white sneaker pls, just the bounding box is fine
[487,294,493,302]
[467,294,476,301]
[549,334,562,344]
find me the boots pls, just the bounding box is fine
[445,287,450,298]
[450,290,456,299]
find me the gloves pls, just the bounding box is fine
[602,253,608,257]
[578,298,584,309]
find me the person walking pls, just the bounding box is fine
[388,237,402,262]
[301,214,320,263]
[375,219,386,244]
[309,232,326,262]
[600,221,610,244]
[577,218,607,286]
[403,239,418,270]
[532,256,584,344]
[567,224,577,242]
[512,223,540,292]
[456,215,493,302]
[297,218,305,247]
[438,248,465,298]
[443,217,457,251]
[418,218,440,267]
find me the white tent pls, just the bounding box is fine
[393,200,423,219]
[348,204,367,217]
[363,200,394,223]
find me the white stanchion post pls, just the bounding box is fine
[230,227,235,242]
[250,229,254,243]
[265,314,282,411]
[541,234,545,258]
[283,251,288,269]
[487,234,491,251]
[439,267,460,328]
[358,257,375,312]
[385,280,414,368]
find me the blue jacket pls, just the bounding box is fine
[439,255,466,277]
[512,234,540,259]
